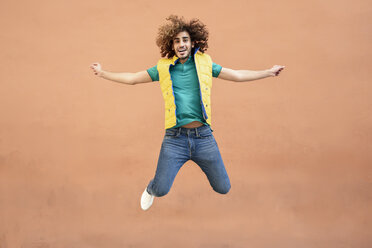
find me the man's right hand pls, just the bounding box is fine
[90,63,103,76]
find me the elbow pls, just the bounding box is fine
[233,74,243,82]
[127,76,136,85]
[235,73,254,82]
[230,70,243,82]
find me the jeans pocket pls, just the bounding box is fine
[164,130,179,139]
[198,129,213,139]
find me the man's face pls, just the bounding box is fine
[172,31,194,63]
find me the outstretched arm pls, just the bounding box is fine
[90,63,153,85]
[218,65,285,82]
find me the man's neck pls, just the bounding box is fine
[179,58,187,64]
[178,55,192,64]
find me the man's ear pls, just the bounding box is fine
[192,41,195,48]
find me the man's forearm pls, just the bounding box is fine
[236,69,271,82]
[218,65,284,82]
[99,71,136,85]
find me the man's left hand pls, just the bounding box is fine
[267,65,285,77]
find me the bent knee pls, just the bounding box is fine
[213,183,231,194]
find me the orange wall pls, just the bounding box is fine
[0,0,371,247]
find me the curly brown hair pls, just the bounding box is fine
[156,15,209,58]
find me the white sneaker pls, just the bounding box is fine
[141,188,154,210]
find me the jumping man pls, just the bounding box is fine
[90,15,285,210]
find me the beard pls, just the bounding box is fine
[177,48,192,59]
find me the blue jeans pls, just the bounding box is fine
[147,125,231,197]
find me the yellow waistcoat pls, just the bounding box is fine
[157,50,213,129]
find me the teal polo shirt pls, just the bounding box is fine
[147,55,222,129]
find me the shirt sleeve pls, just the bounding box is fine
[212,62,222,78]
[147,65,159,81]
